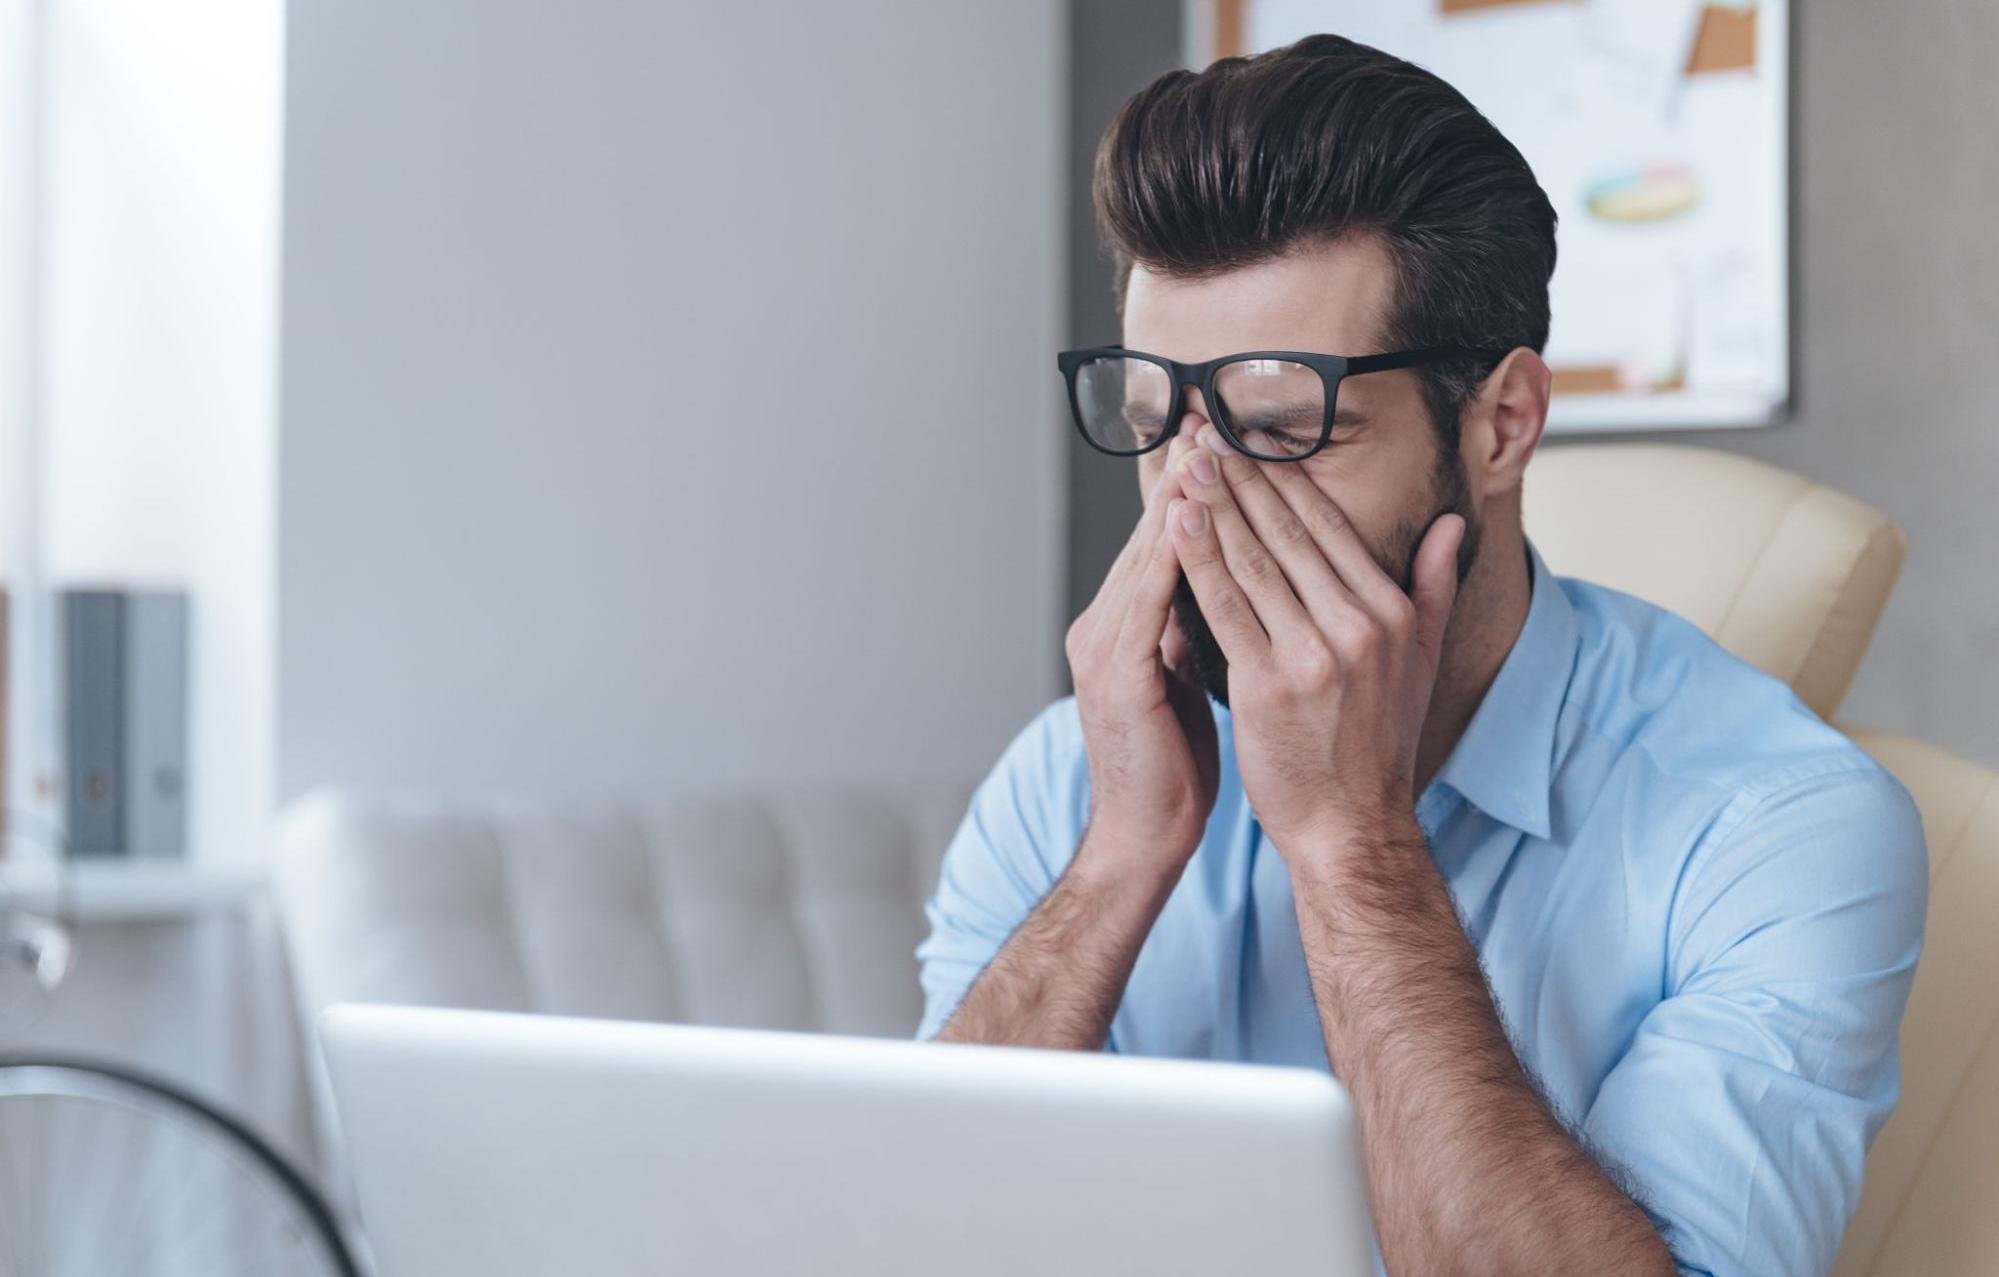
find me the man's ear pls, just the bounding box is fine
[1457,347,1549,498]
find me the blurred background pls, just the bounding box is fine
[0,0,1992,1271]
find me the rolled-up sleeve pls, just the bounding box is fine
[1581,763,1929,1277]
[914,698,1088,1041]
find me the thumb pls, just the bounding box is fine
[1411,512,1465,669]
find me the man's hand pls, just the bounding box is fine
[934,439,1220,1050]
[1166,424,1463,860]
[1067,435,1221,875]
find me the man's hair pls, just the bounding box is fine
[1092,33,1558,442]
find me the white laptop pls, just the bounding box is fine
[320,1003,1378,1276]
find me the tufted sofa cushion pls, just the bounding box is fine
[272,782,976,1173]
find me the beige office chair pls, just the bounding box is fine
[1525,442,1998,1276]
[1832,730,1999,1277]
[1524,442,1904,719]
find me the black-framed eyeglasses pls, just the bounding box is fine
[1057,345,1510,462]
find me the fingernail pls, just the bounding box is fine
[1189,453,1217,485]
[1176,501,1208,536]
[1202,428,1233,457]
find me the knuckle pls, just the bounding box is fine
[1267,507,1313,550]
[1236,545,1283,587]
[1379,594,1417,638]
[1065,615,1093,661]
[1336,614,1383,660]
[1303,499,1351,541]
[1210,588,1256,633]
[1181,532,1222,565]
[1069,640,1111,686]
[1289,639,1338,688]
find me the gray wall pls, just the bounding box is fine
[279,0,1066,800]
[1067,0,1998,765]
[1062,0,1182,672]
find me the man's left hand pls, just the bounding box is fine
[1167,424,1465,862]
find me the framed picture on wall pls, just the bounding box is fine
[1206,0,1791,433]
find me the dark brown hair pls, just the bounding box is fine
[1092,33,1558,441]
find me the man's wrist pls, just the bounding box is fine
[1068,823,1194,901]
[1280,805,1429,889]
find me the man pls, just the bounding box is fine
[914,33,1927,1277]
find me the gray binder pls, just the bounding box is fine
[123,592,188,858]
[61,591,126,856]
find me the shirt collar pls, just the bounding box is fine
[1429,535,1578,841]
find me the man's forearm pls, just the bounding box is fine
[935,831,1181,1050]
[1291,818,1674,1277]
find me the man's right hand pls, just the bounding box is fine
[934,439,1220,1050]
[1064,438,1222,877]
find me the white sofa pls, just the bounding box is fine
[273,783,974,1192]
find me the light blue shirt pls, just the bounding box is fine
[917,535,1927,1277]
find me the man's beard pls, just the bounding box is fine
[1169,446,1481,709]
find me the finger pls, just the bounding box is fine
[1213,428,1409,621]
[1167,497,1271,664]
[1411,512,1465,670]
[1101,457,1181,597]
[1180,430,1360,639]
[1170,443,1320,650]
[1102,436,1199,637]
[1112,467,1191,666]
[1085,455,1188,651]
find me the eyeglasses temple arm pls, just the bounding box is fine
[1343,346,1508,375]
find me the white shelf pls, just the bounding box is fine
[0,861,264,922]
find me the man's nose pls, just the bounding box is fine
[1178,385,1212,435]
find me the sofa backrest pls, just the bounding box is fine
[272,782,975,1178]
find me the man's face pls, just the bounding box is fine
[1125,234,1481,708]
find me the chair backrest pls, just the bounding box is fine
[1832,727,1999,1277]
[1524,443,1905,719]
